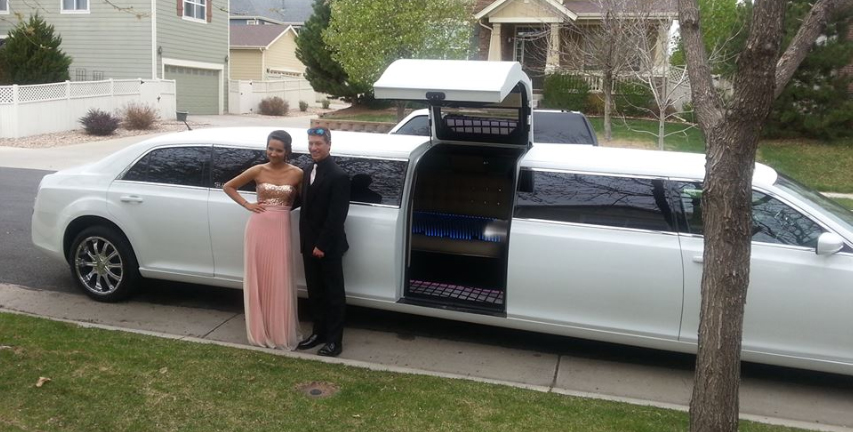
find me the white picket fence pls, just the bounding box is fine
[228,78,318,115]
[0,79,177,139]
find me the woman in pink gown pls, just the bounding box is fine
[223,130,302,349]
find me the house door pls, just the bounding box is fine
[514,26,548,90]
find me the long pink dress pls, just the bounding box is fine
[243,183,301,349]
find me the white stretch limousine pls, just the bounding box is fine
[33,60,853,375]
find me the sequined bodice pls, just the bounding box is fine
[257,183,296,206]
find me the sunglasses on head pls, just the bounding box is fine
[307,127,327,136]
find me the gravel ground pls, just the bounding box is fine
[0,107,335,149]
[0,120,208,149]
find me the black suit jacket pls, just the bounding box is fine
[298,156,350,258]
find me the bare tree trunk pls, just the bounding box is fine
[678,1,786,432]
[603,70,613,142]
[396,101,406,122]
[658,105,665,150]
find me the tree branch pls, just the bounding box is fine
[774,0,853,98]
[677,0,724,130]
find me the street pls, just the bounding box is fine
[1,165,852,430]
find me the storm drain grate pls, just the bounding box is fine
[296,381,339,399]
[409,280,504,306]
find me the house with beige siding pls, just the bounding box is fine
[229,24,305,80]
[472,0,676,90]
[0,0,229,114]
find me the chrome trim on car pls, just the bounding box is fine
[520,166,668,181]
[511,217,680,236]
[110,180,211,192]
[350,202,400,209]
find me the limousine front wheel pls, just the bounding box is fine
[70,226,140,302]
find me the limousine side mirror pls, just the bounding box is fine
[816,232,845,255]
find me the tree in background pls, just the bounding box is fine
[324,0,473,119]
[559,0,646,142]
[625,13,694,150]
[765,0,853,140]
[0,14,72,85]
[671,0,751,78]
[295,0,370,103]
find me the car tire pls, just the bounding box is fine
[69,226,141,302]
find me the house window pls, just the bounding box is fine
[61,0,89,13]
[93,70,104,80]
[183,0,206,21]
[75,68,88,81]
[0,0,9,14]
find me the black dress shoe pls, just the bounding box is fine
[296,334,324,350]
[317,342,342,357]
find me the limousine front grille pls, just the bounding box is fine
[409,279,505,306]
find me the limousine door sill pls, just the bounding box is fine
[397,297,507,318]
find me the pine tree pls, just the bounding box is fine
[295,0,369,101]
[765,1,853,140]
[0,14,73,85]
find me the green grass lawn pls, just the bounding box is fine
[757,139,853,193]
[0,313,808,432]
[588,117,706,153]
[589,118,853,193]
[832,197,853,210]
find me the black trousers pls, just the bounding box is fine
[302,255,346,345]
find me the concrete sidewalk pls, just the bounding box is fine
[1,283,850,432]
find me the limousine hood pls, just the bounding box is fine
[374,59,532,104]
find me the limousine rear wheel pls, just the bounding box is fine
[70,226,140,302]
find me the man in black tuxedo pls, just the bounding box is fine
[296,127,350,357]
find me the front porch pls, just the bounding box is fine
[474,0,674,91]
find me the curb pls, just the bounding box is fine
[1,308,849,432]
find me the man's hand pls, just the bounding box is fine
[312,247,325,258]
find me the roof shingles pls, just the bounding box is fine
[230,24,290,48]
[229,0,314,24]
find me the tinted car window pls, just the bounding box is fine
[532,112,596,145]
[678,183,825,248]
[212,147,266,191]
[515,170,674,231]
[394,115,430,136]
[122,146,210,187]
[292,153,408,207]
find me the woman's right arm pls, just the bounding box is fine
[223,166,265,213]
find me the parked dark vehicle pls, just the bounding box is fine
[389,108,599,146]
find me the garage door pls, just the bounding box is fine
[165,65,220,115]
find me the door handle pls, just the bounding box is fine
[692,255,704,264]
[120,195,144,203]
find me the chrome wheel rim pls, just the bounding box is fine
[74,236,123,295]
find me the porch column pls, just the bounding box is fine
[488,23,502,61]
[654,20,669,74]
[545,23,561,72]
